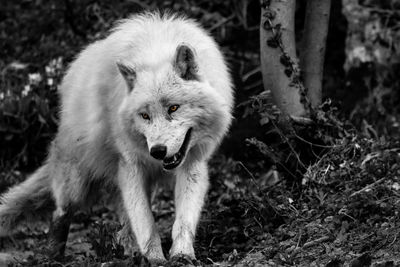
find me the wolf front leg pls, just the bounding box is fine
[170,161,209,259]
[117,160,166,264]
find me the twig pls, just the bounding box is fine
[242,66,261,82]
[295,229,303,249]
[350,177,386,197]
[236,161,261,191]
[338,207,356,221]
[361,5,400,16]
[207,257,220,265]
[303,236,331,249]
[291,236,331,256]
[289,115,314,125]
[360,152,380,168]
[209,14,235,32]
[294,132,339,148]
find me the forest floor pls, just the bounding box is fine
[1,136,400,266]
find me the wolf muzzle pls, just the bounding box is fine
[149,128,192,170]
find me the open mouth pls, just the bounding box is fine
[162,128,192,170]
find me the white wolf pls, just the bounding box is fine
[0,12,233,263]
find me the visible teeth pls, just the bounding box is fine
[163,152,184,169]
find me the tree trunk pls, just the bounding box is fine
[260,0,306,117]
[300,0,331,107]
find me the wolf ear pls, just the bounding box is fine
[117,61,136,92]
[174,43,199,81]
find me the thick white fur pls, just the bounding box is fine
[0,12,233,262]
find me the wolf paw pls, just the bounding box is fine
[169,254,200,266]
[144,255,167,267]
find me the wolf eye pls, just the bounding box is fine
[141,113,150,120]
[168,105,180,114]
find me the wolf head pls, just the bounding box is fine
[117,43,231,170]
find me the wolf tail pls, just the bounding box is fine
[0,164,54,236]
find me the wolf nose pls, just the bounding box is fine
[150,145,167,160]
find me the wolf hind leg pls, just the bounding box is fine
[46,160,93,259]
[47,206,74,260]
